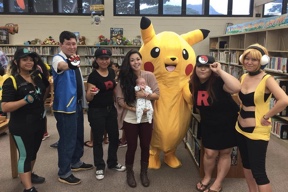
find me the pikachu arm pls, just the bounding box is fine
[183,83,192,105]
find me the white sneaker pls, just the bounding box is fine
[95,170,104,180]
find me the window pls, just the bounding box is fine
[209,0,228,15]
[0,0,104,15]
[264,0,283,16]
[115,0,135,15]
[9,0,28,13]
[0,0,3,12]
[163,0,181,15]
[140,0,158,15]
[34,0,53,13]
[114,0,253,17]
[232,0,251,15]
[186,0,204,15]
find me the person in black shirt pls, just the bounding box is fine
[86,48,126,180]
[189,55,241,192]
[1,48,50,192]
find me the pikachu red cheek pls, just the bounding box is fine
[185,64,193,76]
[144,62,155,73]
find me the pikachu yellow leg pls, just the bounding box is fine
[164,149,182,168]
[148,147,161,169]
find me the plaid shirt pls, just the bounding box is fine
[0,51,8,69]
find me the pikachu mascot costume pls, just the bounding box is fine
[139,16,210,169]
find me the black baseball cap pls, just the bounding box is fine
[14,48,38,61]
[94,48,112,58]
[196,55,215,66]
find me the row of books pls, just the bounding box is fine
[210,51,288,74]
[271,119,288,139]
[221,64,243,79]
[268,57,288,72]
[85,47,126,56]
[210,51,242,65]
[0,46,60,55]
[80,66,93,76]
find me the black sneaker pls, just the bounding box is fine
[58,174,81,185]
[109,163,126,172]
[71,162,93,172]
[50,141,58,148]
[31,173,45,184]
[23,186,38,192]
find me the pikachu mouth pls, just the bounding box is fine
[165,64,176,72]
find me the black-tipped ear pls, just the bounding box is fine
[199,29,210,39]
[140,16,151,30]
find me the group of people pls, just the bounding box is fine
[1,31,159,192]
[1,28,287,192]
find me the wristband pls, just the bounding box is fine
[263,115,269,121]
[24,94,34,104]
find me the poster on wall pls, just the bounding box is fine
[110,28,123,45]
[0,29,9,44]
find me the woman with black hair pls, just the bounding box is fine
[86,48,126,181]
[190,55,240,192]
[114,49,159,188]
[1,48,50,192]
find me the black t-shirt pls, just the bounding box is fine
[194,77,239,133]
[87,68,116,108]
[2,74,48,134]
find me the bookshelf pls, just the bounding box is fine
[184,112,244,178]
[0,44,140,78]
[209,26,288,141]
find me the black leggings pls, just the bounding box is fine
[12,122,45,173]
[236,131,270,185]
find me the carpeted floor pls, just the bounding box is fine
[0,113,287,192]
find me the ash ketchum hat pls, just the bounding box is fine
[14,48,38,61]
[94,48,112,58]
[196,55,215,66]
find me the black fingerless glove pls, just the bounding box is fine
[67,56,80,70]
[24,88,41,104]
[24,94,35,104]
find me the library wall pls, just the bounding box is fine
[0,1,256,55]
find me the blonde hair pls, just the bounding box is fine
[240,43,269,71]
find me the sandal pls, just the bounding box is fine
[84,141,93,148]
[196,181,211,192]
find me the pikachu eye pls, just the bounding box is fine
[150,47,160,58]
[182,49,189,60]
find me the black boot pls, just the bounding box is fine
[140,161,150,187]
[126,164,136,188]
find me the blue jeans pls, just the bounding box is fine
[54,103,84,178]
[88,106,119,170]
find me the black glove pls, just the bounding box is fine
[67,56,80,70]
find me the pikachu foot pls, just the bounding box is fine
[148,151,161,169]
[164,151,182,168]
